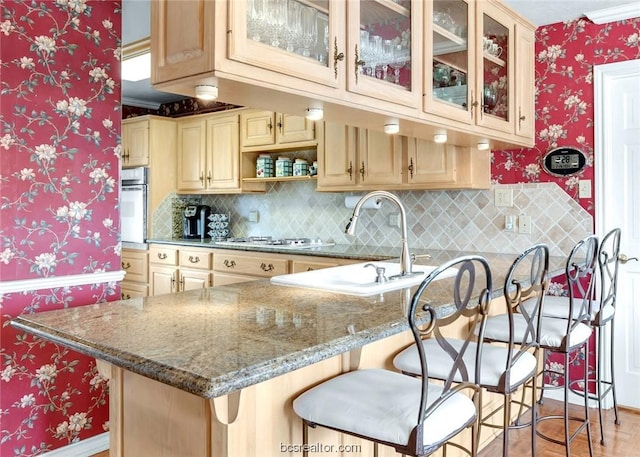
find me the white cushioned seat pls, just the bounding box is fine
[292,368,476,450]
[522,295,614,322]
[393,339,536,392]
[482,313,592,350]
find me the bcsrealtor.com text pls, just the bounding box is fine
[279,442,362,453]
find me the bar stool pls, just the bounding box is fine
[525,235,598,457]
[394,244,549,457]
[524,229,621,444]
[292,256,492,457]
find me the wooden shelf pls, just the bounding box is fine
[361,0,410,26]
[483,52,506,67]
[433,24,467,52]
[243,175,318,183]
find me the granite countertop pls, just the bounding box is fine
[11,250,567,400]
[145,237,416,261]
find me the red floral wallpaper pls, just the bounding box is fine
[491,17,640,390]
[1,1,121,455]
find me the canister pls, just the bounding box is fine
[275,157,293,177]
[293,158,309,176]
[256,153,274,178]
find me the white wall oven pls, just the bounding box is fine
[120,167,148,244]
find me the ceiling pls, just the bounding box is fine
[121,0,639,108]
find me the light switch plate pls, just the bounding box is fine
[495,188,514,207]
[248,210,259,223]
[579,179,592,199]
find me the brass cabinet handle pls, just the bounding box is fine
[519,107,526,129]
[619,254,638,264]
[179,275,185,291]
[333,37,344,79]
[207,170,212,183]
[199,172,204,184]
[359,161,365,181]
[408,157,414,178]
[470,90,478,119]
[347,161,353,180]
[277,115,283,132]
[170,273,176,290]
[157,253,167,260]
[121,261,131,270]
[188,256,200,264]
[267,118,273,132]
[354,44,366,84]
[121,293,131,300]
[224,259,236,268]
[260,263,274,272]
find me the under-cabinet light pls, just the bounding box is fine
[305,107,324,121]
[433,132,448,144]
[384,123,400,135]
[477,140,490,150]
[195,85,219,101]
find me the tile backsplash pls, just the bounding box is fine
[153,182,592,257]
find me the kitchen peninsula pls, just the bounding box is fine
[12,249,566,457]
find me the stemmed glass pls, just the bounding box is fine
[267,0,287,48]
[283,0,302,53]
[300,6,317,58]
[247,0,266,42]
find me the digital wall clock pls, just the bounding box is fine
[542,146,588,177]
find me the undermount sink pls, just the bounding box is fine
[270,261,455,296]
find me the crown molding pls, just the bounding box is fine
[122,96,161,110]
[586,3,640,24]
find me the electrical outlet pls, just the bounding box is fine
[519,215,532,234]
[248,210,259,223]
[389,212,401,228]
[495,188,514,207]
[505,215,516,232]
[578,179,592,199]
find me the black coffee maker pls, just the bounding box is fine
[183,205,211,240]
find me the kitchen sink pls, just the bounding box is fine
[270,261,456,296]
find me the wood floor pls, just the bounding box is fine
[90,400,639,457]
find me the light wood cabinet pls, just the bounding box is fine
[212,251,289,286]
[121,248,149,299]
[121,118,150,167]
[150,0,536,150]
[148,245,213,295]
[176,112,241,193]
[316,122,403,191]
[514,23,535,139]
[121,115,177,238]
[239,110,316,150]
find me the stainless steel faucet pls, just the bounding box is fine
[345,191,419,279]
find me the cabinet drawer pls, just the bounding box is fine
[214,254,288,278]
[121,283,148,300]
[149,245,178,266]
[179,249,212,270]
[291,260,339,273]
[121,249,149,283]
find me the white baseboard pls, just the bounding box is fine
[543,388,600,409]
[42,432,109,457]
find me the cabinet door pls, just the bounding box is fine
[180,269,211,291]
[424,0,475,124]
[514,23,535,140]
[121,283,148,300]
[151,0,215,84]
[346,0,420,108]
[227,0,343,89]
[407,139,457,186]
[316,123,357,189]
[240,111,276,148]
[177,119,207,191]
[276,114,315,144]
[207,115,240,191]
[121,249,149,284]
[476,2,514,134]
[122,119,150,167]
[358,128,403,186]
[149,265,177,296]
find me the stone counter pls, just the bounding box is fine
[11,250,566,400]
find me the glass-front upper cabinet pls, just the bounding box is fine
[476,2,514,133]
[424,0,474,123]
[346,0,421,107]
[229,0,344,90]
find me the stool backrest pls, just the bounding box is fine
[502,243,549,390]
[562,234,599,350]
[406,255,492,451]
[596,228,621,325]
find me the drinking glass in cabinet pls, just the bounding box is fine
[246,0,328,63]
[358,0,412,88]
